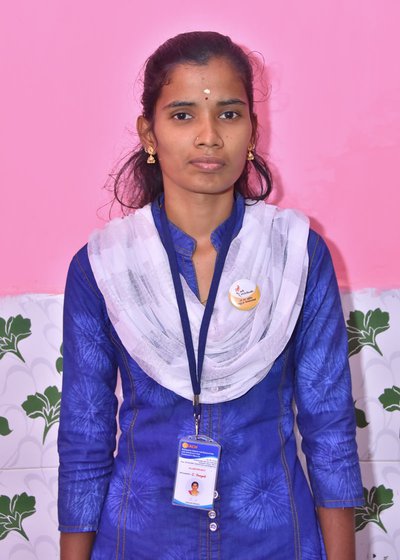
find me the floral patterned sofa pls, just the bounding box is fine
[1,289,399,558]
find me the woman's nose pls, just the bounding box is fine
[194,116,224,148]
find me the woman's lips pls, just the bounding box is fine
[189,157,225,171]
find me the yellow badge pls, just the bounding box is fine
[228,279,260,311]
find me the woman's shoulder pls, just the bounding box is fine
[66,244,100,299]
[249,201,332,270]
[88,205,153,250]
[307,228,321,255]
[252,201,327,261]
[306,229,333,269]
[69,243,91,273]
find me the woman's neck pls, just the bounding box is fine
[163,189,235,244]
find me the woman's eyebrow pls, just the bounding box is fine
[217,98,247,107]
[162,98,247,110]
[162,100,196,110]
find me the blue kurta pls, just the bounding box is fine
[58,197,363,560]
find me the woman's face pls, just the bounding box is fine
[140,57,254,200]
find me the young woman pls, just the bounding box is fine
[189,482,200,497]
[58,31,363,560]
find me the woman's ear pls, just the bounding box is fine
[137,116,156,150]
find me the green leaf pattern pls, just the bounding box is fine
[0,315,32,362]
[0,493,36,541]
[56,342,63,374]
[346,308,390,357]
[355,485,394,533]
[378,386,400,413]
[354,402,369,429]
[21,386,61,443]
[0,416,12,436]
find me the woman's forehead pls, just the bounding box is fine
[159,58,248,102]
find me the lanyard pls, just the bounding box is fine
[159,200,237,435]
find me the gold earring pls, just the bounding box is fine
[247,144,255,161]
[146,146,156,164]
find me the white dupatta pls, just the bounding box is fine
[88,202,309,403]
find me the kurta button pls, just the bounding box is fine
[209,522,218,532]
[214,490,219,500]
[208,510,216,519]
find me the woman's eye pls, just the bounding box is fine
[220,111,239,120]
[173,112,192,120]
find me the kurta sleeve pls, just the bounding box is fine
[294,231,364,508]
[58,246,119,532]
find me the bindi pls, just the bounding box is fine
[203,88,211,100]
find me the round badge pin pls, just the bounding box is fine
[228,279,260,311]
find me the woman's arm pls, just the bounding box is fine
[58,247,119,550]
[317,507,355,560]
[294,232,363,555]
[60,532,96,560]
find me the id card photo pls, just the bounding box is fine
[172,437,221,510]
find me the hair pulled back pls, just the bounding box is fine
[113,31,272,211]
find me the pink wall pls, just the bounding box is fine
[1,0,399,294]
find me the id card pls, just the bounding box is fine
[172,436,221,510]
